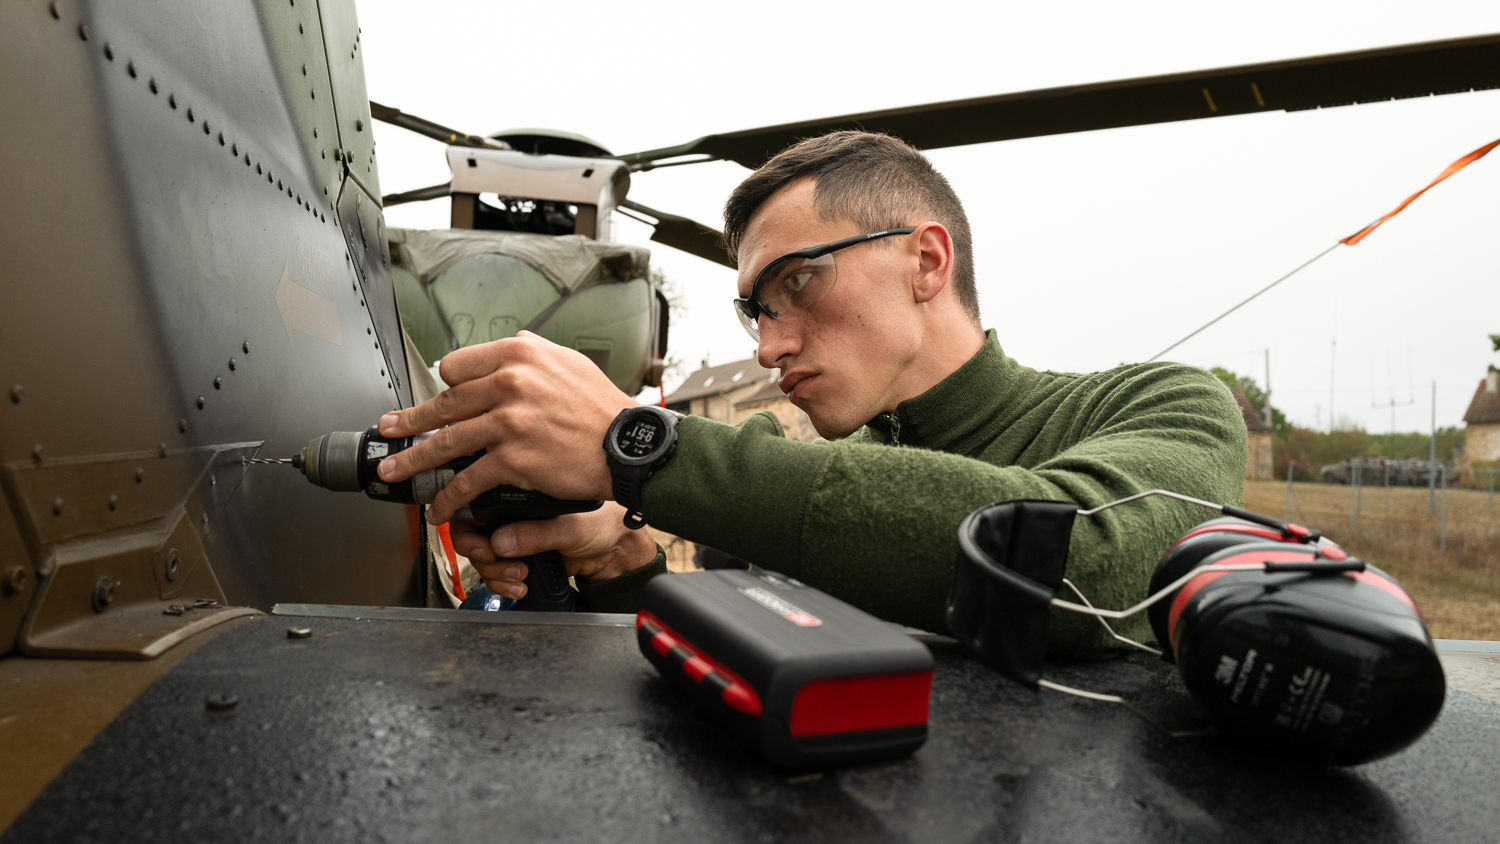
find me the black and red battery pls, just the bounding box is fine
[636,569,935,769]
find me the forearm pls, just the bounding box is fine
[642,413,831,572]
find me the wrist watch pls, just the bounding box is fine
[603,406,681,529]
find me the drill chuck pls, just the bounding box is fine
[297,431,364,492]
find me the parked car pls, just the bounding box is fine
[1321,457,1452,485]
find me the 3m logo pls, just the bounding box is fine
[1214,655,1239,685]
[738,587,822,627]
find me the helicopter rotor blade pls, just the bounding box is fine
[619,200,735,270]
[618,33,1500,169]
[369,101,508,150]
[381,182,452,208]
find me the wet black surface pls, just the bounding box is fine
[8,613,1498,843]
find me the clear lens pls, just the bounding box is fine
[732,251,839,340]
[734,298,761,340]
[758,252,836,318]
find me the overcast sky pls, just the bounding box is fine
[359,0,1500,434]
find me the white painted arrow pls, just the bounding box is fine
[273,263,343,346]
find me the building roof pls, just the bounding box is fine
[1231,390,1272,433]
[735,378,787,406]
[663,357,775,405]
[1463,371,1500,424]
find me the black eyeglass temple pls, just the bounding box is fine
[791,227,918,260]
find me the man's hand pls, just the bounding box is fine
[450,503,658,599]
[375,332,636,523]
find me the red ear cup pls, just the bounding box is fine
[1146,518,1293,656]
[1169,545,1445,765]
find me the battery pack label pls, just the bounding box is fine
[737,587,822,627]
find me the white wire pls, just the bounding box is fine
[1039,679,1216,739]
[1050,562,1262,619]
[1075,488,1224,517]
[1037,679,1125,703]
[1060,578,1162,656]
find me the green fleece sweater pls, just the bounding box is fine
[641,331,1247,656]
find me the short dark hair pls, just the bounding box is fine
[723,131,978,321]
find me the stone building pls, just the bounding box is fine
[732,379,819,442]
[663,356,819,441]
[1231,389,1274,480]
[656,358,817,572]
[1462,365,1500,467]
[662,357,774,425]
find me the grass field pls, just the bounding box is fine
[1243,480,1500,641]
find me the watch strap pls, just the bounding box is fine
[613,469,647,528]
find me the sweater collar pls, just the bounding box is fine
[864,330,1032,451]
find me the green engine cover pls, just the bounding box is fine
[392,238,662,395]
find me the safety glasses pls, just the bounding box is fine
[732,227,916,340]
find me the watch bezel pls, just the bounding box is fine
[605,406,677,469]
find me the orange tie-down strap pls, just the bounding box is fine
[1341,137,1500,246]
[437,522,467,602]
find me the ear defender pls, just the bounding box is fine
[948,490,1447,765]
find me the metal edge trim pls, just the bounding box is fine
[1435,639,1500,654]
[271,603,635,627]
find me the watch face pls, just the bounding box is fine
[615,414,665,460]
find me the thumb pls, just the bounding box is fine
[490,515,602,560]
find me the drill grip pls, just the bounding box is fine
[516,549,574,612]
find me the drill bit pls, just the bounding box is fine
[243,457,293,465]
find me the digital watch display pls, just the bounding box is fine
[604,406,680,528]
[615,417,663,459]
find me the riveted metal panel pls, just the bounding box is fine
[0,482,36,656]
[338,179,412,408]
[0,0,422,636]
[317,0,380,202]
[252,0,344,210]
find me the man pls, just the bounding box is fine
[376,132,1246,655]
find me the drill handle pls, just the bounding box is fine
[483,542,570,614]
[481,519,573,613]
[517,550,574,612]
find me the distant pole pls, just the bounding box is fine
[1384,459,1391,519]
[1440,465,1448,554]
[1263,349,1273,426]
[1330,340,1337,432]
[1264,349,1274,469]
[1356,461,1364,528]
[1350,463,1358,534]
[1285,460,1294,522]
[1429,379,1437,515]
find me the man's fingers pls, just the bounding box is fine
[378,412,502,487]
[488,514,603,561]
[474,558,529,599]
[489,518,564,559]
[377,374,505,440]
[448,521,495,564]
[446,521,525,598]
[425,451,524,525]
[438,336,525,386]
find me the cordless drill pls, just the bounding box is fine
[286,426,602,611]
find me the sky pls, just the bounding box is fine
[358,0,1500,434]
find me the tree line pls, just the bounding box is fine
[1210,367,1464,482]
